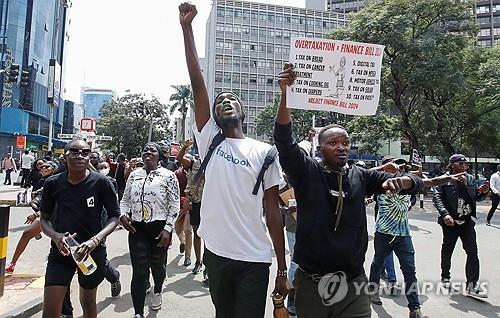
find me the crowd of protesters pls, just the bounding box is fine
[1,3,498,318]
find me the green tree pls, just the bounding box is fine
[97,94,171,157]
[346,113,400,155]
[169,85,193,142]
[329,0,479,158]
[256,97,351,142]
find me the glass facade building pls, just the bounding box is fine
[204,0,346,140]
[81,88,115,119]
[0,0,70,156]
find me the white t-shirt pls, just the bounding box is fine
[193,118,283,263]
[21,154,35,169]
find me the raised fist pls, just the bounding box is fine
[179,2,198,26]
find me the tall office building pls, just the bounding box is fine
[0,0,71,154]
[81,87,115,119]
[475,0,500,47]
[327,0,500,47]
[204,0,346,139]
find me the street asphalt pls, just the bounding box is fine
[2,188,499,317]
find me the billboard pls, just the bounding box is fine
[47,59,62,107]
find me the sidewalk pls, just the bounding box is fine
[0,171,23,206]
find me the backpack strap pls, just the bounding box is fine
[193,133,225,183]
[252,146,278,195]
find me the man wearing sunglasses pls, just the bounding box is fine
[39,139,120,318]
[433,154,490,298]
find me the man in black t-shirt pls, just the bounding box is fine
[40,139,120,318]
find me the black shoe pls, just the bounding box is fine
[111,272,121,298]
[192,262,203,274]
[183,257,191,266]
[486,221,491,226]
[180,243,186,254]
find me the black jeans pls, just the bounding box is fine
[487,193,499,222]
[4,168,13,184]
[203,248,270,318]
[369,232,420,310]
[295,269,371,318]
[441,219,479,284]
[20,168,30,187]
[129,221,167,316]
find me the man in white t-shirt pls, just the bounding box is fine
[20,150,35,188]
[179,3,289,317]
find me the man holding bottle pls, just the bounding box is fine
[39,139,120,318]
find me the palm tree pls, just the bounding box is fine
[169,85,193,142]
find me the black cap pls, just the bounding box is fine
[394,158,408,165]
[448,154,467,164]
[381,155,395,164]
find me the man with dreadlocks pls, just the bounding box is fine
[274,63,424,318]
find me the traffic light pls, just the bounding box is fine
[20,69,31,87]
[7,64,19,83]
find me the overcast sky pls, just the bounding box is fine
[63,0,305,104]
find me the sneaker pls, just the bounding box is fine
[466,283,488,299]
[5,262,16,274]
[486,221,491,226]
[370,292,382,305]
[133,315,144,318]
[179,243,185,254]
[192,262,203,274]
[145,281,152,294]
[183,257,191,266]
[150,293,162,311]
[111,272,121,298]
[409,309,429,318]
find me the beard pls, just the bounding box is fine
[218,115,243,129]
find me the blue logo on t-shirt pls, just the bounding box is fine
[215,147,251,167]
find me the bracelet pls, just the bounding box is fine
[277,269,287,278]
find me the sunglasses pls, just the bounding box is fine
[66,148,92,158]
[41,166,53,170]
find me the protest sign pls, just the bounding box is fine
[286,38,385,115]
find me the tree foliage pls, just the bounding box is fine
[346,114,400,155]
[97,94,171,157]
[169,85,193,142]
[328,0,500,160]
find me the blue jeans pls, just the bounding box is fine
[384,252,397,282]
[286,231,298,286]
[369,232,420,311]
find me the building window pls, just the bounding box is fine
[224,56,231,66]
[226,8,233,17]
[216,25,224,32]
[476,6,490,14]
[28,115,38,134]
[224,41,232,49]
[266,60,274,69]
[259,29,266,37]
[234,9,242,18]
[479,28,491,37]
[216,55,223,66]
[242,41,250,50]
[258,91,265,102]
[259,44,266,52]
[241,74,249,84]
[266,91,274,102]
[276,30,282,38]
[241,57,249,68]
[480,39,492,47]
[292,16,299,24]
[249,59,257,68]
[241,90,248,100]
[493,28,500,36]
[258,75,266,84]
[250,43,257,51]
[242,26,250,35]
[215,72,223,83]
[267,77,274,85]
[493,4,500,13]
[258,60,266,68]
[268,14,275,22]
[232,73,240,84]
[249,74,257,84]
[268,29,275,37]
[243,10,250,20]
[233,25,241,34]
[249,91,256,101]
[233,56,240,67]
[276,45,282,54]
[259,13,266,21]
[216,39,224,48]
[277,16,283,23]
[224,72,231,83]
[233,40,241,50]
[217,7,225,17]
[225,25,233,33]
[477,17,491,25]
[267,45,273,53]
[283,30,290,39]
[251,11,258,20]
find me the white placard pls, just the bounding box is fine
[287,38,384,115]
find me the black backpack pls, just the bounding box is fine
[193,133,278,195]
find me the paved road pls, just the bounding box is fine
[4,199,500,317]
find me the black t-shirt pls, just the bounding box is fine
[40,170,120,246]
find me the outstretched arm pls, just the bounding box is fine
[276,63,295,125]
[179,3,210,131]
[176,139,194,169]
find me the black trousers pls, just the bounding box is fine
[203,248,270,318]
[129,221,167,316]
[487,193,499,222]
[3,168,13,184]
[20,168,30,187]
[441,220,479,284]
